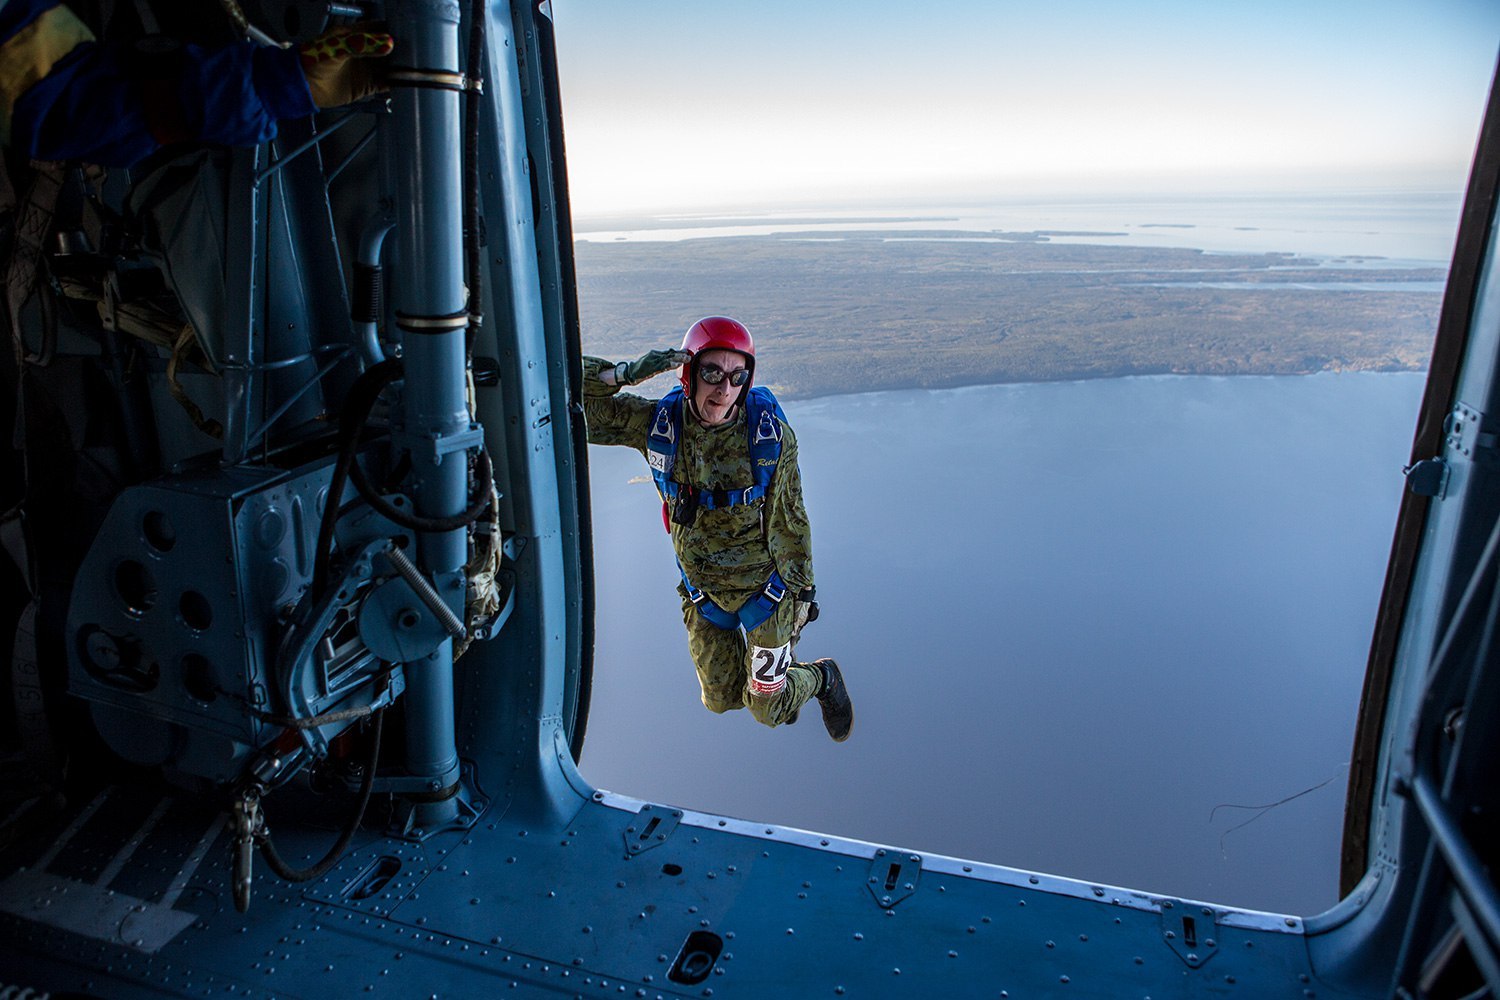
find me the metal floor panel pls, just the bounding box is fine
[0,784,1371,998]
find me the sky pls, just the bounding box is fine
[547,0,1500,217]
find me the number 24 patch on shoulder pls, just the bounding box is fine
[749,642,792,697]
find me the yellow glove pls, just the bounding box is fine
[300,27,394,109]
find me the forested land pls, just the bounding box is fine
[575,232,1442,400]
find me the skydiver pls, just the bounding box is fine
[0,1,393,166]
[583,317,854,742]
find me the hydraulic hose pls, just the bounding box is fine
[311,359,496,600]
[347,444,494,533]
[352,212,395,368]
[258,707,384,883]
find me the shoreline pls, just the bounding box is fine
[766,364,1431,405]
[575,229,1451,268]
[610,366,1432,411]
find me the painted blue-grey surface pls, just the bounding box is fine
[2,784,1347,999]
[63,463,411,781]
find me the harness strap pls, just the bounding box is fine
[648,386,786,523]
[5,160,65,367]
[657,480,766,509]
[680,563,788,632]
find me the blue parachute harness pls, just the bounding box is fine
[680,565,789,632]
[649,385,790,631]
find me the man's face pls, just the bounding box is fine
[691,348,751,427]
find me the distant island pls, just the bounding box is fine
[575,231,1443,400]
[574,214,958,233]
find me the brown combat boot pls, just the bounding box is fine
[814,658,853,742]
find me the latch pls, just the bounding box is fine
[1405,458,1449,498]
[623,804,681,856]
[1159,898,1219,968]
[866,849,920,909]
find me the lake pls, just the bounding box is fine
[578,370,1427,917]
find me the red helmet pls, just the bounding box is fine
[680,316,755,391]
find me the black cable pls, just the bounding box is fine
[312,360,496,597]
[347,444,495,533]
[258,707,384,884]
[463,0,486,358]
[311,358,405,601]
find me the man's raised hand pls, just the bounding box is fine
[618,348,692,386]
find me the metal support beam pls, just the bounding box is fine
[387,0,470,824]
[1411,773,1500,969]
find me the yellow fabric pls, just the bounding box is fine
[0,4,95,145]
[299,28,393,109]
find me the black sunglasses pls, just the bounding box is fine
[698,364,750,387]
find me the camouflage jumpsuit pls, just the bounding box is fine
[583,357,819,727]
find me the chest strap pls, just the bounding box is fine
[659,482,766,509]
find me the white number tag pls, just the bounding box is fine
[748,642,792,697]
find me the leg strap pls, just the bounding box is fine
[679,562,788,632]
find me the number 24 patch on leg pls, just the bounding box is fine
[748,642,791,697]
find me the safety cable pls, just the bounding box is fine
[248,700,379,731]
[257,706,384,883]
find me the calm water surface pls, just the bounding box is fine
[576,190,1462,263]
[579,371,1426,916]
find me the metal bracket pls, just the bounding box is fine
[387,760,485,841]
[275,537,390,755]
[99,267,121,333]
[624,804,682,856]
[1159,898,1220,968]
[866,849,921,909]
[253,110,364,185]
[1446,402,1500,467]
[382,545,465,638]
[399,423,485,465]
[357,574,451,663]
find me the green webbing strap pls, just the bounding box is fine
[5,161,65,367]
